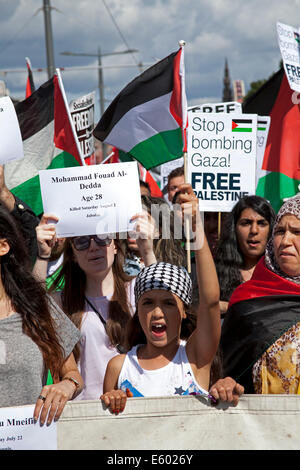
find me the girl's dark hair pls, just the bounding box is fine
[0,205,65,379]
[50,237,133,361]
[214,195,276,301]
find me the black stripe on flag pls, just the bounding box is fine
[15,77,54,141]
[94,51,177,142]
[242,68,284,115]
[232,119,252,124]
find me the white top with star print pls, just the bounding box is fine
[118,342,208,398]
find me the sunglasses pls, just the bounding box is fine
[72,235,112,251]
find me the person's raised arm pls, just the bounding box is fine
[32,213,58,281]
[130,211,157,266]
[176,183,221,366]
[0,165,15,211]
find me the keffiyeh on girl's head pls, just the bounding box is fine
[134,262,193,307]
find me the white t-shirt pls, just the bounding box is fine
[75,279,135,400]
[118,343,209,398]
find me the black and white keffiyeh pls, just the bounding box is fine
[134,262,193,306]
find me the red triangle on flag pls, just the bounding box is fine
[144,170,162,198]
[232,120,238,130]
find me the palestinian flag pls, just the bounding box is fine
[105,147,162,197]
[139,166,163,198]
[294,32,300,44]
[231,118,253,132]
[257,119,268,131]
[243,67,300,212]
[25,57,35,98]
[93,47,187,170]
[4,74,84,215]
[220,257,300,393]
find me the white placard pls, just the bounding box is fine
[188,101,242,114]
[39,162,142,237]
[0,96,24,165]
[256,116,271,185]
[187,112,257,212]
[277,21,300,93]
[0,405,57,450]
[70,91,95,161]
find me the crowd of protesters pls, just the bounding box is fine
[1,153,300,423]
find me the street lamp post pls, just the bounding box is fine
[60,48,139,117]
[43,0,55,78]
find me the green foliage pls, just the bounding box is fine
[244,79,267,101]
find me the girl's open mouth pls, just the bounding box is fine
[151,324,167,337]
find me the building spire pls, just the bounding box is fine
[222,58,233,102]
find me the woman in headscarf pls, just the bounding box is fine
[214,195,276,316]
[220,195,300,394]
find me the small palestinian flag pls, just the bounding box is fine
[257,119,267,131]
[243,67,300,212]
[294,32,300,43]
[5,74,83,215]
[93,47,187,170]
[231,118,253,132]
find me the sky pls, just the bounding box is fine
[0,0,299,121]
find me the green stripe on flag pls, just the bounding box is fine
[256,171,300,212]
[118,150,134,163]
[232,128,252,132]
[129,128,183,170]
[11,151,80,215]
[257,127,266,131]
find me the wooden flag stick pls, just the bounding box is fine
[218,211,222,240]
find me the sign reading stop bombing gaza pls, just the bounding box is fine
[187,112,257,212]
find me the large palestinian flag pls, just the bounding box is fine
[4,74,83,215]
[220,257,300,393]
[243,68,300,212]
[93,47,187,170]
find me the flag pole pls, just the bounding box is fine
[100,151,115,164]
[179,40,191,273]
[55,68,86,166]
[184,151,191,273]
[218,211,222,239]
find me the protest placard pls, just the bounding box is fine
[0,96,24,165]
[187,112,257,212]
[70,91,95,163]
[160,103,243,192]
[188,101,242,114]
[256,116,271,186]
[0,405,57,450]
[39,161,142,237]
[277,21,300,93]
